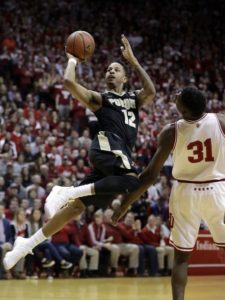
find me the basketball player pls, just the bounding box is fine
[3,35,156,270]
[112,87,225,300]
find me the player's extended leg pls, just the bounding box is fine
[3,199,85,270]
[171,249,191,300]
[45,174,140,218]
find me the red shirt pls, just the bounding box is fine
[140,225,161,247]
[104,223,124,244]
[11,132,22,152]
[70,221,93,247]
[4,209,14,221]
[51,224,72,244]
[117,223,143,245]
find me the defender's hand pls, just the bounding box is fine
[111,204,130,226]
[120,34,138,66]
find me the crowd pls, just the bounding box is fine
[0,0,225,279]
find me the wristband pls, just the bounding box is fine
[69,57,77,66]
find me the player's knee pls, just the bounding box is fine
[68,198,86,216]
[174,249,191,264]
[124,175,140,193]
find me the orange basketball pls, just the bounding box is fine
[65,31,95,61]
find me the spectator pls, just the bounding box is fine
[10,208,28,279]
[88,209,117,276]
[30,174,46,199]
[13,176,27,199]
[140,215,174,275]
[151,175,171,221]
[27,209,72,277]
[78,129,92,149]
[0,203,12,279]
[4,197,19,220]
[21,166,32,188]
[120,212,159,277]
[103,209,139,276]
[4,163,15,188]
[51,224,83,271]
[111,198,121,212]
[55,86,73,120]
[71,214,99,278]
[0,177,6,202]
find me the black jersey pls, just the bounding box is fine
[94,91,139,151]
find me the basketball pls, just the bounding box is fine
[65,31,95,61]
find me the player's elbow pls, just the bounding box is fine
[141,90,156,106]
[146,88,156,103]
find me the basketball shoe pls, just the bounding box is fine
[3,237,33,270]
[45,185,75,218]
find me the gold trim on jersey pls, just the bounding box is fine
[97,132,131,170]
[97,131,111,151]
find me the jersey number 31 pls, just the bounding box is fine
[122,110,136,128]
[187,138,214,163]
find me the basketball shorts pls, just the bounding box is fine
[169,181,225,251]
[89,131,137,176]
[78,131,137,209]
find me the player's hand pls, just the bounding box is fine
[65,51,81,63]
[120,34,138,66]
[111,203,130,226]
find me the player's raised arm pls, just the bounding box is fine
[64,54,102,112]
[112,124,175,225]
[120,34,156,107]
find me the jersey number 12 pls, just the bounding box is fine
[122,110,136,128]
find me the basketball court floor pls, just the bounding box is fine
[0,276,224,300]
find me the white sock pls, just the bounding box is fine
[68,184,93,199]
[27,229,47,249]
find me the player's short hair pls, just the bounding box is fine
[181,87,206,117]
[113,60,128,76]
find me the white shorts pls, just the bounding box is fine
[169,180,225,251]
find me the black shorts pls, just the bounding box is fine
[78,131,137,209]
[89,131,137,176]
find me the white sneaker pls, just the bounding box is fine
[3,237,33,270]
[45,185,74,218]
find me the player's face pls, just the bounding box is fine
[105,62,127,88]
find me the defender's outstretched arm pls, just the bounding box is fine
[112,124,175,224]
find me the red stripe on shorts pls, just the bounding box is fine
[175,178,225,184]
[169,240,193,252]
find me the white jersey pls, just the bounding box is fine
[172,113,225,182]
